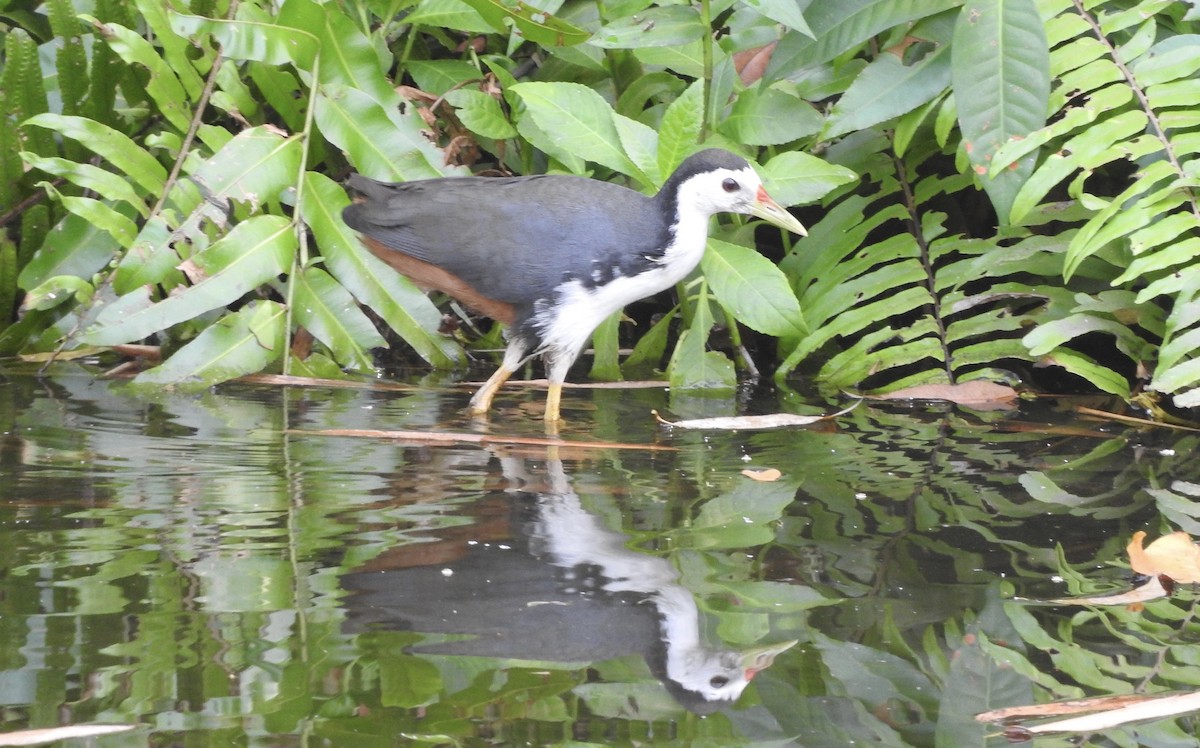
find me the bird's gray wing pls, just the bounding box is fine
[344,175,668,303]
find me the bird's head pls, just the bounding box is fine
[664,638,799,710]
[668,149,808,236]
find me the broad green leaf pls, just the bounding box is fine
[722,86,822,146]
[38,185,137,249]
[133,301,287,387]
[766,0,960,77]
[133,0,205,100]
[169,12,319,66]
[952,0,1051,224]
[403,0,493,34]
[406,60,484,97]
[615,72,687,119]
[1155,357,1200,398]
[444,89,518,139]
[657,80,704,178]
[1013,112,1155,231]
[760,151,858,207]
[588,312,622,381]
[83,216,296,346]
[315,85,453,181]
[19,153,149,217]
[1023,347,1130,398]
[22,275,94,311]
[278,0,396,106]
[193,126,303,208]
[511,82,642,180]
[22,114,168,194]
[293,265,386,372]
[1060,154,1169,279]
[82,17,192,134]
[703,239,806,337]
[112,216,186,295]
[823,45,952,138]
[302,172,463,368]
[18,212,121,292]
[633,41,705,78]
[589,6,704,49]
[668,283,735,391]
[740,0,813,36]
[461,0,589,46]
[612,114,659,190]
[1132,40,1200,87]
[621,306,675,375]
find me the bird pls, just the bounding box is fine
[342,148,807,423]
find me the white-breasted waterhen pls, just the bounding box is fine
[343,148,807,422]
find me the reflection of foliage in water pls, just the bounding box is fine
[0,371,1198,744]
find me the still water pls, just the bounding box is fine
[0,365,1198,747]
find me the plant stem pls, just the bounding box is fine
[698,0,713,139]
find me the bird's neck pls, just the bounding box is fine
[655,192,714,282]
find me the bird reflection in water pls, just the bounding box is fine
[342,456,796,713]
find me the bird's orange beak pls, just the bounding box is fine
[740,639,798,680]
[749,186,807,236]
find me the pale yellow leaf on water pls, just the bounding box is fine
[0,725,136,746]
[1021,690,1200,734]
[1033,574,1168,606]
[742,468,782,482]
[1127,530,1200,583]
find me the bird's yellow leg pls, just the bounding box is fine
[543,381,563,424]
[468,364,515,415]
[469,341,529,416]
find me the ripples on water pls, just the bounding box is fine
[0,365,1196,746]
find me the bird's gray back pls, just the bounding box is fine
[344,174,671,306]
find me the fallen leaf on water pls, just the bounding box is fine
[1128,530,1200,583]
[742,468,781,482]
[872,380,1019,409]
[977,693,1159,723]
[985,690,1200,735]
[1029,574,1168,606]
[654,400,859,431]
[0,725,137,746]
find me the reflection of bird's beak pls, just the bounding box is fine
[750,187,807,236]
[740,639,798,680]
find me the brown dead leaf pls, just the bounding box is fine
[177,257,205,284]
[873,381,1019,410]
[742,468,782,482]
[1127,530,1200,583]
[733,42,776,85]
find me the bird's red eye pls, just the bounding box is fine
[721,178,739,192]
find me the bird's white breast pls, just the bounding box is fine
[535,208,712,359]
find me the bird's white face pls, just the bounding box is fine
[678,165,766,217]
[676,165,808,235]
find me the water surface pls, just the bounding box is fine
[1,365,1197,746]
